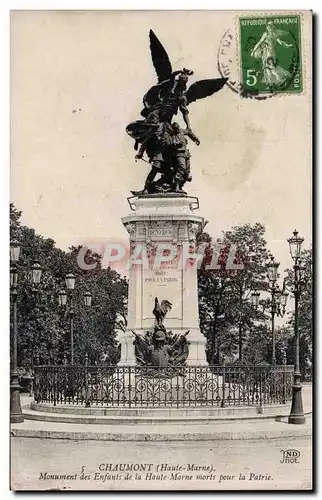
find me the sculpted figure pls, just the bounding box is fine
[133,326,190,369]
[170,122,200,192]
[152,297,172,326]
[130,121,200,195]
[132,299,190,370]
[126,30,227,195]
[129,113,173,195]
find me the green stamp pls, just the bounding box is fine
[239,15,302,95]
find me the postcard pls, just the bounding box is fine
[10,10,312,491]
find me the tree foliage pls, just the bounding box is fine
[10,203,128,369]
[198,223,270,364]
[10,203,312,374]
[198,223,312,371]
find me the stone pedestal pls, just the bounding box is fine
[120,194,207,366]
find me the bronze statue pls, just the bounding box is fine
[170,122,199,192]
[126,30,228,195]
[132,298,190,371]
[131,121,199,195]
[152,297,172,326]
[132,326,190,370]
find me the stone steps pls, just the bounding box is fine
[11,413,313,441]
[30,400,290,417]
[22,403,313,426]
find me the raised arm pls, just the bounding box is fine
[277,38,293,48]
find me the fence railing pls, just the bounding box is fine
[33,364,294,408]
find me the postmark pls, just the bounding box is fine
[239,15,302,95]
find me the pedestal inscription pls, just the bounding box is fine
[121,195,207,366]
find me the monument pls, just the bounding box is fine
[118,30,227,368]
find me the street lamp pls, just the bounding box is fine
[84,291,92,307]
[285,229,306,425]
[58,289,67,307]
[10,243,45,423]
[10,240,23,423]
[251,291,260,308]
[63,273,75,365]
[31,261,43,285]
[264,256,288,365]
[266,255,280,283]
[58,275,92,365]
[30,261,43,296]
[10,239,21,262]
[65,273,76,291]
[287,229,304,261]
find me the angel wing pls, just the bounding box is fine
[149,29,173,83]
[185,78,228,105]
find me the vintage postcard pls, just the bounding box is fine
[10,10,312,491]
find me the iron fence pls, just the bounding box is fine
[33,364,294,408]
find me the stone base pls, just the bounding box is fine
[121,194,207,366]
[28,400,292,422]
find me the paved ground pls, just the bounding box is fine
[11,435,312,491]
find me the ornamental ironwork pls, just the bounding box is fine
[34,364,294,409]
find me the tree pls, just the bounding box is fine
[10,203,128,369]
[198,223,270,364]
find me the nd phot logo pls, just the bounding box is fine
[280,449,300,464]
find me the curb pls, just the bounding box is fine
[10,422,312,442]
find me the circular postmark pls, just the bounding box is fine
[218,26,300,100]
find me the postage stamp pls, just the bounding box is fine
[10,10,312,492]
[239,15,302,94]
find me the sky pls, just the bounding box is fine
[10,10,312,278]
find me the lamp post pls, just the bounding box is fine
[30,261,43,366]
[58,274,92,365]
[65,273,75,365]
[286,230,306,425]
[265,256,288,365]
[10,241,43,423]
[10,240,23,423]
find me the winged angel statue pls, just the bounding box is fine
[126,30,228,195]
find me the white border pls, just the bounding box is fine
[2,2,319,499]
